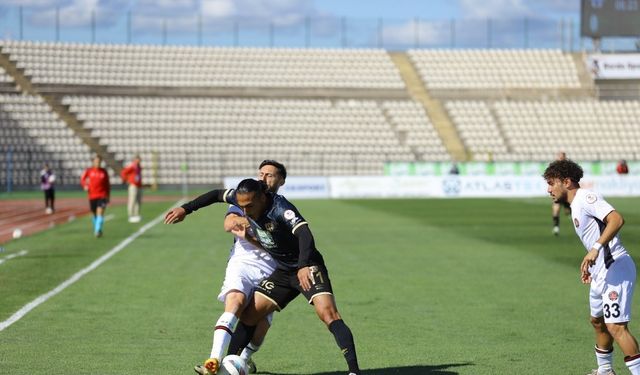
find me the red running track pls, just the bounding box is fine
[0,195,177,244]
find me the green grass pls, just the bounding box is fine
[1,197,640,374]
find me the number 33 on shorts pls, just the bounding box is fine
[604,303,621,319]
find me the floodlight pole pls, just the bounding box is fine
[197,13,202,46]
[450,18,455,48]
[91,10,96,43]
[524,17,529,49]
[19,6,23,40]
[414,17,420,48]
[487,18,492,48]
[55,7,60,42]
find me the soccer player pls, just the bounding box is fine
[544,159,640,375]
[197,160,286,375]
[552,151,570,235]
[165,179,361,375]
[80,155,110,237]
[120,155,143,223]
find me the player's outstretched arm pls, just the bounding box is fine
[164,189,228,224]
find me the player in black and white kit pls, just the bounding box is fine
[165,178,360,375]
[544,159,640,375]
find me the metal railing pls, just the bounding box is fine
[2,6,634,51]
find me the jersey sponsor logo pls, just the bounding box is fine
[586,193,597,204]
[284,210,296,220]
[255,227,276,249]
[609,290,619,301]
[260,279,275,290]
[574,218,580,228]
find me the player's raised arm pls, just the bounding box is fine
[164,189,231,224]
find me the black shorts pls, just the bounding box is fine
[255,264,333,311]
[89,198,108,215]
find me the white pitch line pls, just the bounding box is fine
[0,200,184,332]
[104,214,115,222]
[0,250,28,266]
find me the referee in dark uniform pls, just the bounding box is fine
[165,179,361,375]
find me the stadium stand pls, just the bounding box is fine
[0,94,93,185]
[444,99,640,162]
[445,101,508,161]
[63,96,424,184]
[408,49,581,90]
[1,39,639,188]
[2,41,405,90]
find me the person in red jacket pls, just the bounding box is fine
[80,155,110,237]
[120,155,142,223]
[617,159,629,175]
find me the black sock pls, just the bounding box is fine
[227,322,256,355]
[328,319,360,374]
[553,216,559,227]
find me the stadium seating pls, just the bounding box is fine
[1,41,405,90]
[0,94,93,185]
[445,99,640,161]
[408,49,580,89]
[63,96,441,184]
[1,40,639,188]
[382,100,450,161]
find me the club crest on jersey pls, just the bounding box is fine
[609,291,619,301]
[265,221,276,232]
[574,218,580,228]
[586,193,597,204]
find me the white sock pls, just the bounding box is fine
[625,354,640,375]
[240,342,261,362]
[210,312,239,360]
[595,346,614,373]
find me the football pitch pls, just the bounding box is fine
[2,196,640,375]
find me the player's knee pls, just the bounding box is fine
[591,316,606,331]
[317,308,341,326]
[606,322,628,339]
[225,292,247,309]
[239,307,261,326]
[241,298,276,326]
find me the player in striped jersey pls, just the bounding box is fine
[544,159,640,375]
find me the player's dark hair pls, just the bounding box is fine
[259,159,287,180]
[236,178,267,195]
[543,159,583,184]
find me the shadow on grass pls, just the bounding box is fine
[259,362,473,374]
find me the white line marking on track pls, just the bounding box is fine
[0,200,184,332]
[0,250,28,265]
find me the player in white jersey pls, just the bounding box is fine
[544,159,640,375]
[190,160,286,375]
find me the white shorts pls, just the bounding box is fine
[590,254,636,323]
[218,257,275,303]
